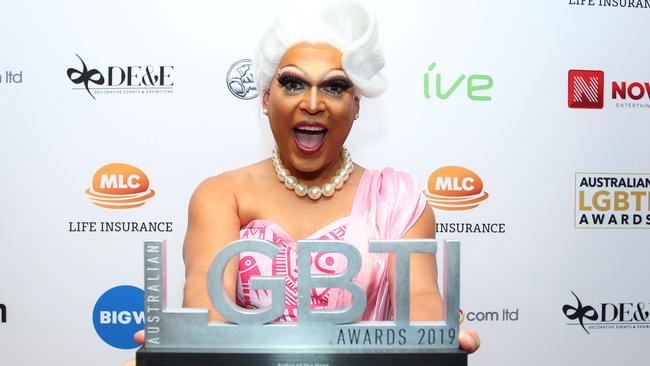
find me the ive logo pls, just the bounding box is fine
[423,62,493,101]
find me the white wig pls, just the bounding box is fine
[253,0,387,98]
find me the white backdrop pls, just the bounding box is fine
[1,0,649,365]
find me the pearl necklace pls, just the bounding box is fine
[271,147,354,200]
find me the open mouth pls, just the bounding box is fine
[293,122,328,154]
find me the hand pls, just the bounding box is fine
[120,331,145,366]
[134,330,145,345]
[459,329,481,353]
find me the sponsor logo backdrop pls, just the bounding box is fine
[0,1,648,365]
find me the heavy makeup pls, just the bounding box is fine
[262,43,360,186]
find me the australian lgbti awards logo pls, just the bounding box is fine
[562,291,650,334]
[86,163,155,209]
[568,69,650,109]
[93,285,144,349]
[424,166,505,234]
[66,54,174,99]
[574,172,650,228]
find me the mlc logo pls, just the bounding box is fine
[423,166,489,210]
[86,163,155,209]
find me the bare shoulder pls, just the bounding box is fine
[183,165,267,312]
[403,201,436,239]
[190,161,266,206]
[183,164,265,265]
[192,174,234,201]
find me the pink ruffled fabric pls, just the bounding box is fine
[237,217,349,321]
[327,167,427,320]
[235,168,426,322]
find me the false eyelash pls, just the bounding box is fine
[277,73,308,87]
[321,78,352,92]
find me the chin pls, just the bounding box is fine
[290,156,325,174]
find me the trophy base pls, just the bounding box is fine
[136,347,467,366]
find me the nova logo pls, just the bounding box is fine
[423,62,493,101]
[93,285,144,349]
[424,166,489,210]
[568,69,604,109]
[86,163,155,209]
[612,80,650,101]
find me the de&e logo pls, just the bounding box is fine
[66,54,174,99]
[93,285,144,349]
[86,163,155,209]
[562,291,650,334]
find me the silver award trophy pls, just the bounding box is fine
[136,239,466,366]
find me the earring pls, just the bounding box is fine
[263,108,268,115]
[354,113,359,120]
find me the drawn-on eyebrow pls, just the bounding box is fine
[278,64,348,82]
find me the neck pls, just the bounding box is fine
[289,155,344,186]
[272,146,353,200]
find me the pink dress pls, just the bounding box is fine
[235,168,426,322]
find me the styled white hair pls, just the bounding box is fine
[253,0,387,98]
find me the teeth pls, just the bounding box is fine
[296,126,325,132]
